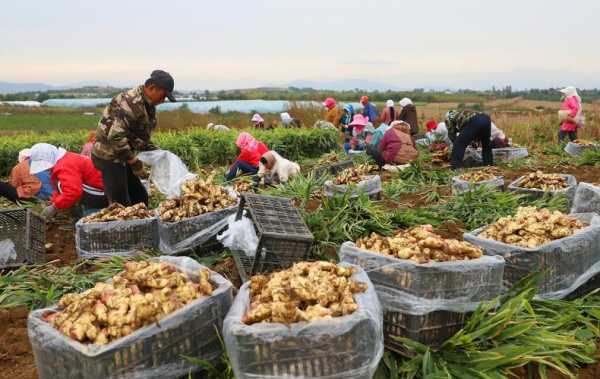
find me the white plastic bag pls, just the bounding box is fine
[137,150,196,198]
[217,215,258,257]
[0,239,17,265]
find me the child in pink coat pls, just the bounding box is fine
[558,86,582,142]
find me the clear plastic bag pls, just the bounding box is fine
[572,182,600,214]
[223,263,383,379]
[339,242,505,315]
[324,175,382,199]
[564,142,598,157]
[28,256,234,379]
[137,150,196,198]
[464,213,600,299]
[217,214,259,257]
[452,175,504,195]
[0,239,17,266]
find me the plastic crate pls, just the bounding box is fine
[0,208,45,268]
[28,257,234,379]
[384,310,470,350]
[231,194,313,282]
[158,206,237,255]
[312,160,354,179]
[76,217,159,259]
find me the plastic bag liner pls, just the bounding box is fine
[464,147,529,162]
[75,217,159,259]
[339,242,505,315]
[138,150,197,198]
[27,256,234,379]
[452,175,504,195]
[324,175,382,199]
[223,262,383,379]
[564,142,599,157]
[0,239,16,266]
[572,182,600,214]
[217,214,259,258]
[464,213,600,299]
[158,205,237,255]
[508,174,577,207]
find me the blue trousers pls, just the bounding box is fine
[225,160,258,181]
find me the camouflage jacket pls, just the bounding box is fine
[446,109,482,142]
[92,86,156,163]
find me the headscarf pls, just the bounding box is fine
[426,120,438,132]
[28,143,67,174]
[236,132,258,152]
[343,104,354,114]
[18,148,31,163]
[386,100,394,108]
[323,98,336,110]
[280,112,293,124]
[251,113,264,124]
[399,98,413,108]
[360,95,369,104]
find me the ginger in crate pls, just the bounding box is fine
[458,167,502,182]
[333,165,378,185]
[518,171,568,191]
[159,176,236,221]
[82,203,153,223]
[356,225,483,263]
[479,207,584,248]
[45,261,214,345]
[242,262,367,325]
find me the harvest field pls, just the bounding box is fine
[2,100,600,379]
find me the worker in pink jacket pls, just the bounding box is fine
[558,86,583,142]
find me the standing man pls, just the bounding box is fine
[91,70,176,206]
[360,96,378,124]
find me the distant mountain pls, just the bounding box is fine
[287,79,403,91]
[0,81,58,94]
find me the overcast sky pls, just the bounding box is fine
[2,0,599,90]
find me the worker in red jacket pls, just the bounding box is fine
[225,132,269,181]
[28,143,108,219]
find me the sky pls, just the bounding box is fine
[2,0,600,91]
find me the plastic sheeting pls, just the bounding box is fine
[452,175,504,195]
[464,147,529,163]
[217,215,259,258]
[223,263,383,379]
[572,182,600,214]
[158,206,237,255]
[324,175,382,199]
[564,142,599,157]
[508,174,577,207]
[464,213,600,299]
[137,150,197,198]
[339,242,505,315]
[28,256,234,379]
[0,239,16,266]
[75,218,159,259]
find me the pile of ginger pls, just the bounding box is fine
[44,261,213,345]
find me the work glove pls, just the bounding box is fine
[130,159,149,179]
[41,204,58,220]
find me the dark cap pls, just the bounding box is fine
[147,70,176,102]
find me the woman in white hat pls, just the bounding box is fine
[0,148,53,204]
[380,100,398,125]
[558,86,583,142]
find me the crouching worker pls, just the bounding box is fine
[92,70,175,206]
[368,121,419,168]
[258,151,300,185]
[0,148,52,204]
[225,132,269,181]
[28,143,107,219]
[445,109,493,169]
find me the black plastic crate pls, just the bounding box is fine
[384,310,470,350]
[232,194,313,281]
[312,160,354,179]
[0,208,46,269]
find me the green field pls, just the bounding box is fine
[0,113,98,133]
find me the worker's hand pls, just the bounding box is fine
[130,159,149,179]
[41,204,58,220]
